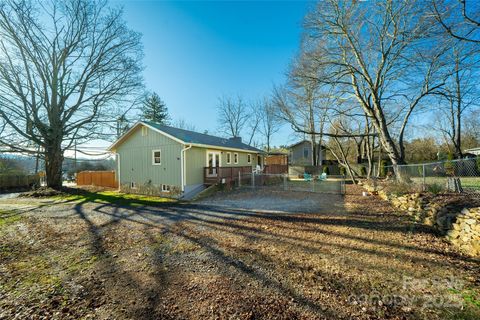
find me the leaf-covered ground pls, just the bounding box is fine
[0,185,479,319]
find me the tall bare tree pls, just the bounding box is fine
[0,0,143,188]
[216,95,261,146]
[216,95,249,138]
[273,49,330,166]
[258,98,281,153]
[433,0,480,44]
[435,44,479,157]
[303,0,448,178]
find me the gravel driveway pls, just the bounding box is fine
[1,186,479,320]
[197,187,345,214]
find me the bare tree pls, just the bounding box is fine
[433,0,480,44]
[435,44,479,157]
[0,0,143,188]
[216,95,261,146]
[326,118,361,183]
[303,0,448,178]
[216,95,249,138]
[258,98,281,152]
[273,49,330,166]
[172,118,197,131]
[245,102,262,146]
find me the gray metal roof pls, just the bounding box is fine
[145,121,263,153]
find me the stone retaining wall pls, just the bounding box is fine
[363,183,480,257]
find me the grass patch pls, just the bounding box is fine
[56,190,176,207]
[449,288,480,309]
[0,210,22,228]
[411,177,480,191]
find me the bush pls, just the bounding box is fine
[339,167,346,176]
[427,183,443,195]
[384,181,415,196]
[477,157,480,172]
[322,165,330,174]
[445,152,454,176]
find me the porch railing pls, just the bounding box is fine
[203,166,252,185]
[203,164,289,185]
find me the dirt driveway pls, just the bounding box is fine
[0,186,479,319]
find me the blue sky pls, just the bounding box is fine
[116,0,314,147]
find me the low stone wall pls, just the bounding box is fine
[363,183,480,257]
[446,208,480,257]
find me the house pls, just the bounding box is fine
[108,121,263,197]
[288,140,326,166]
[465,147,480,156]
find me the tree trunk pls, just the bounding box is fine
[454,53,462,159]
[310,136,317,166]
[45,141,63,189]
[355,140,362,164]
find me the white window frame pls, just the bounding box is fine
[142,126,148,136]
[247,154,252,164]
[226,152,231,164]
[162,184,171,193]
[152,149,161,165]
[234,153,239,164]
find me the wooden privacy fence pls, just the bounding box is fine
[77,171,118,188]
[264,164,288,174]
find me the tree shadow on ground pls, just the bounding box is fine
[67,189,480,319]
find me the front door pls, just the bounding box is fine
[207,151,221,177]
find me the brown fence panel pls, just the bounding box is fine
[264,164,288,174]
[76,171,117,188]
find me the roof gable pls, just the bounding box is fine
[109,121,263,153]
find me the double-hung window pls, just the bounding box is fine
[226,152,231,164]
[152,149,161,165]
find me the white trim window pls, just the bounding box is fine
[234,153,239,164]
[226,152,231,164]
[142,126,148,136]
[152,149,161,165]
[162,184,171,193]
[131,182,137,189]
[247,154,252,164]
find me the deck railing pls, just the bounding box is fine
[203,164,289,185]
[203,166,252,185]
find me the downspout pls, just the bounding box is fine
[115,152,121,191]
[180,144,193,192]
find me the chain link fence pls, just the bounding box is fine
[238,173,346,195]
[386,157,480,194]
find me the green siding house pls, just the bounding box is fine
[108,121,263,197]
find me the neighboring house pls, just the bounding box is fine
[465,147,480,156]
[108,121,263,197]
[288,140,326,166]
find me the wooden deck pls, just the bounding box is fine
[203,165,288,185]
